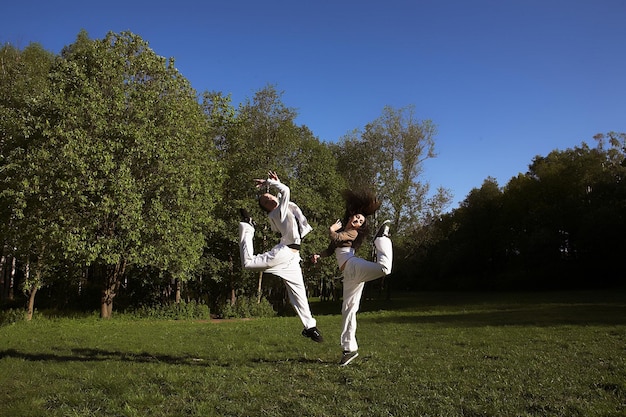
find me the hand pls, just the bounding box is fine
[254,170,279,188]
[330,219,342,232]
[311,254,320,264]
[267,170,279,181]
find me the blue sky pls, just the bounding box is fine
[3,0,625,208]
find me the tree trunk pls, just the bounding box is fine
[228,255,236,305]
[100,260,127,319]
[256,232,268,303]
[230,287,236,306]
[101,280,114,319]
[257,271,263,303]
[27,285,38,321]
[0,252,6,302]
[175,278,181,304]
[8,255,16,301]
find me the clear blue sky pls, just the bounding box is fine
[3,0,625,208]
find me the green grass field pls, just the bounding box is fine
[1,291,625,417]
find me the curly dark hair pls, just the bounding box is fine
[341,189,381,217]
[340,189,381,250]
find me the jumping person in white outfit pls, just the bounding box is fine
[239,170,323,343]
[311,189,392,365]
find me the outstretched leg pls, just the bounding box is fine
[373,236,393,275]
[239,222,290,270]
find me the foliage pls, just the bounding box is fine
[1,31,223,317]
[0,308,26,326]
[206,85,346,303]
[400,139,626,291]
[3,29,625,319]
[0,42,58,303]
[333,105,451,246]
[124,300,210,321]
[217,296,277,319]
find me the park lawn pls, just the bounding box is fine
[0,291,625,417]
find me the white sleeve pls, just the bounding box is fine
[266,178,290,223]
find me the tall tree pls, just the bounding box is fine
[335,105,450,240]
[0,42,58,317]
[26,31,220,318]
[205,85,299,304]
[208,85,346,306]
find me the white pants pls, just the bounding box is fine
[239,222,317,329]
[340,236,393,352]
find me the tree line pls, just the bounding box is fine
[395,133,626,292]
[1,31,448,319]
[2,31,623,321]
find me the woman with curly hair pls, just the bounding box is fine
[312,189,393,366]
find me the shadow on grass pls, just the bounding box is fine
[310,290,626,327]
[0,348,231,367]
[360,303,626,327]
[251,357,324,365]
[0,348,326,367]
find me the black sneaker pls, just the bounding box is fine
[239,208,256,227]
[374,220,391,239]
[339,350,359,366]
[301,327,324,343]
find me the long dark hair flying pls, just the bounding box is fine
[341,189,381,250]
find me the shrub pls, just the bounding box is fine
[219,296,277,319]
[0,308,27,326]
[127,300,210,320]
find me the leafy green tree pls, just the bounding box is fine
[410,138,626,291]
[335,105,450,238]
[0,42,59,317]
[362,105,445,232]
[330,131,379,191]
[520,142,626,286]
[10,31,222,318]
[455,178,508,283]
[197,90,243,308]
[331,105,450,295]
[206,85,346,309]
[206,85,303,305]
[282,127,346,299]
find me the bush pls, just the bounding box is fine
[126,300,210,320]
[219,296,277,319]
[0,308,27,326]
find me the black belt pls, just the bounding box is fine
[287,244,301,250]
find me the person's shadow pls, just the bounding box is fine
[0,348,229,367]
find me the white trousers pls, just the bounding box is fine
[340,236,393,352]
[239,222,317,329]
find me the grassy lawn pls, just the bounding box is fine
[1,290,625,417]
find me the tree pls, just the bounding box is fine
[521,142,626,285]
[336,105,450,238]
[0,42,59,318]
[205,85,347,309]
[409,138,626,291]
[24,30,221,318]
[206,85,304,305]
[331,105,450,295]
[281,126,346,300]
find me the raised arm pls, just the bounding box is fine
[254,170,290,221]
